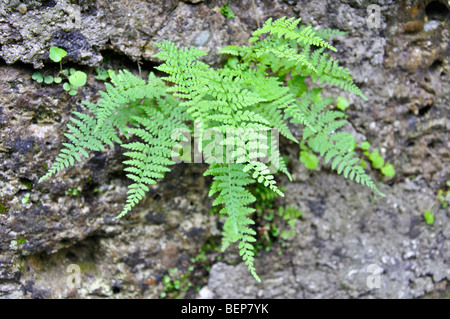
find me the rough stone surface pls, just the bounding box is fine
[207,174,449,298]
[0,0,256,68]
[0,0,449,298]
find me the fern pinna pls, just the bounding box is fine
[40,17,384,282]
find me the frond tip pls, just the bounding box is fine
[205,163,261,281]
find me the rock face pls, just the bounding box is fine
[0,0,449,298]
[0,0,252,68]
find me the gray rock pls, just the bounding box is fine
[424,20,440,32]
[207,176,449,299]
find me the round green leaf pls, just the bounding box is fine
[368,149,384,169]
[424,210,434,225]
[54,76,62,84]
[63,82,71,91]
[69,71,87,87]
[336,96,350,111]
[32,72,43,81]
[95,68,110,81]
[300,150,319,170]
[69,89,78,96]
[49,46,67,63]
[44,76,53,84]
[360,141,371,151]
[381,163,396,178]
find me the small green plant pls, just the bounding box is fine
[336,96,350,111]
[360,141,371,151]
[32,46,87,96]
[436,181,449,208]
[252,182,303,249]
[380,163,396,178]
[95,68,113,81]
[160,267,194,299]
[299,141,319,170]
[17,238,27,245]
[49,46,67,64]
[278,206,304,240]
[220,1,235,19]
[21,193,31,204]
[359,141,396,178]
[367,148,384,169]
[39,17,385,282]
[253,183,280,212]
[190,238,221,273]
[65,187,82,196]
[255,204,304,253]
[424,210,434,225]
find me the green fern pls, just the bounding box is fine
[249,17,337,52]
[118,108,188,218]
[40,16,386,282]
[205,163,260,281]
[38,111,118,183]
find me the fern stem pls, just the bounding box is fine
[251,0,261,29]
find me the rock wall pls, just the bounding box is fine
[0,0,448,298]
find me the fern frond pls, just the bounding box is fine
[40,70,170,182]
[297,92,347,140]
[253,102,297,143]
[204,163,260,281]
[250,17,336,52]
[243,161,284,196]
[39,111,116,182]
[239,69,315,134]
[118,109,188,218]
[253,40,318,76]
[218,45,249,57]
[298,94,384,196]
[308,131,384,196]
[296,47,367,100]
[93,70,166,131]
[154,40,209,113]
[308,26,347,40]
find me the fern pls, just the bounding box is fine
[38,111,117,182]
[118,108,188,218]
[300,25,347,41]
[249,17,337,52]
[40,16,386,282]
[205,163,260,281]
